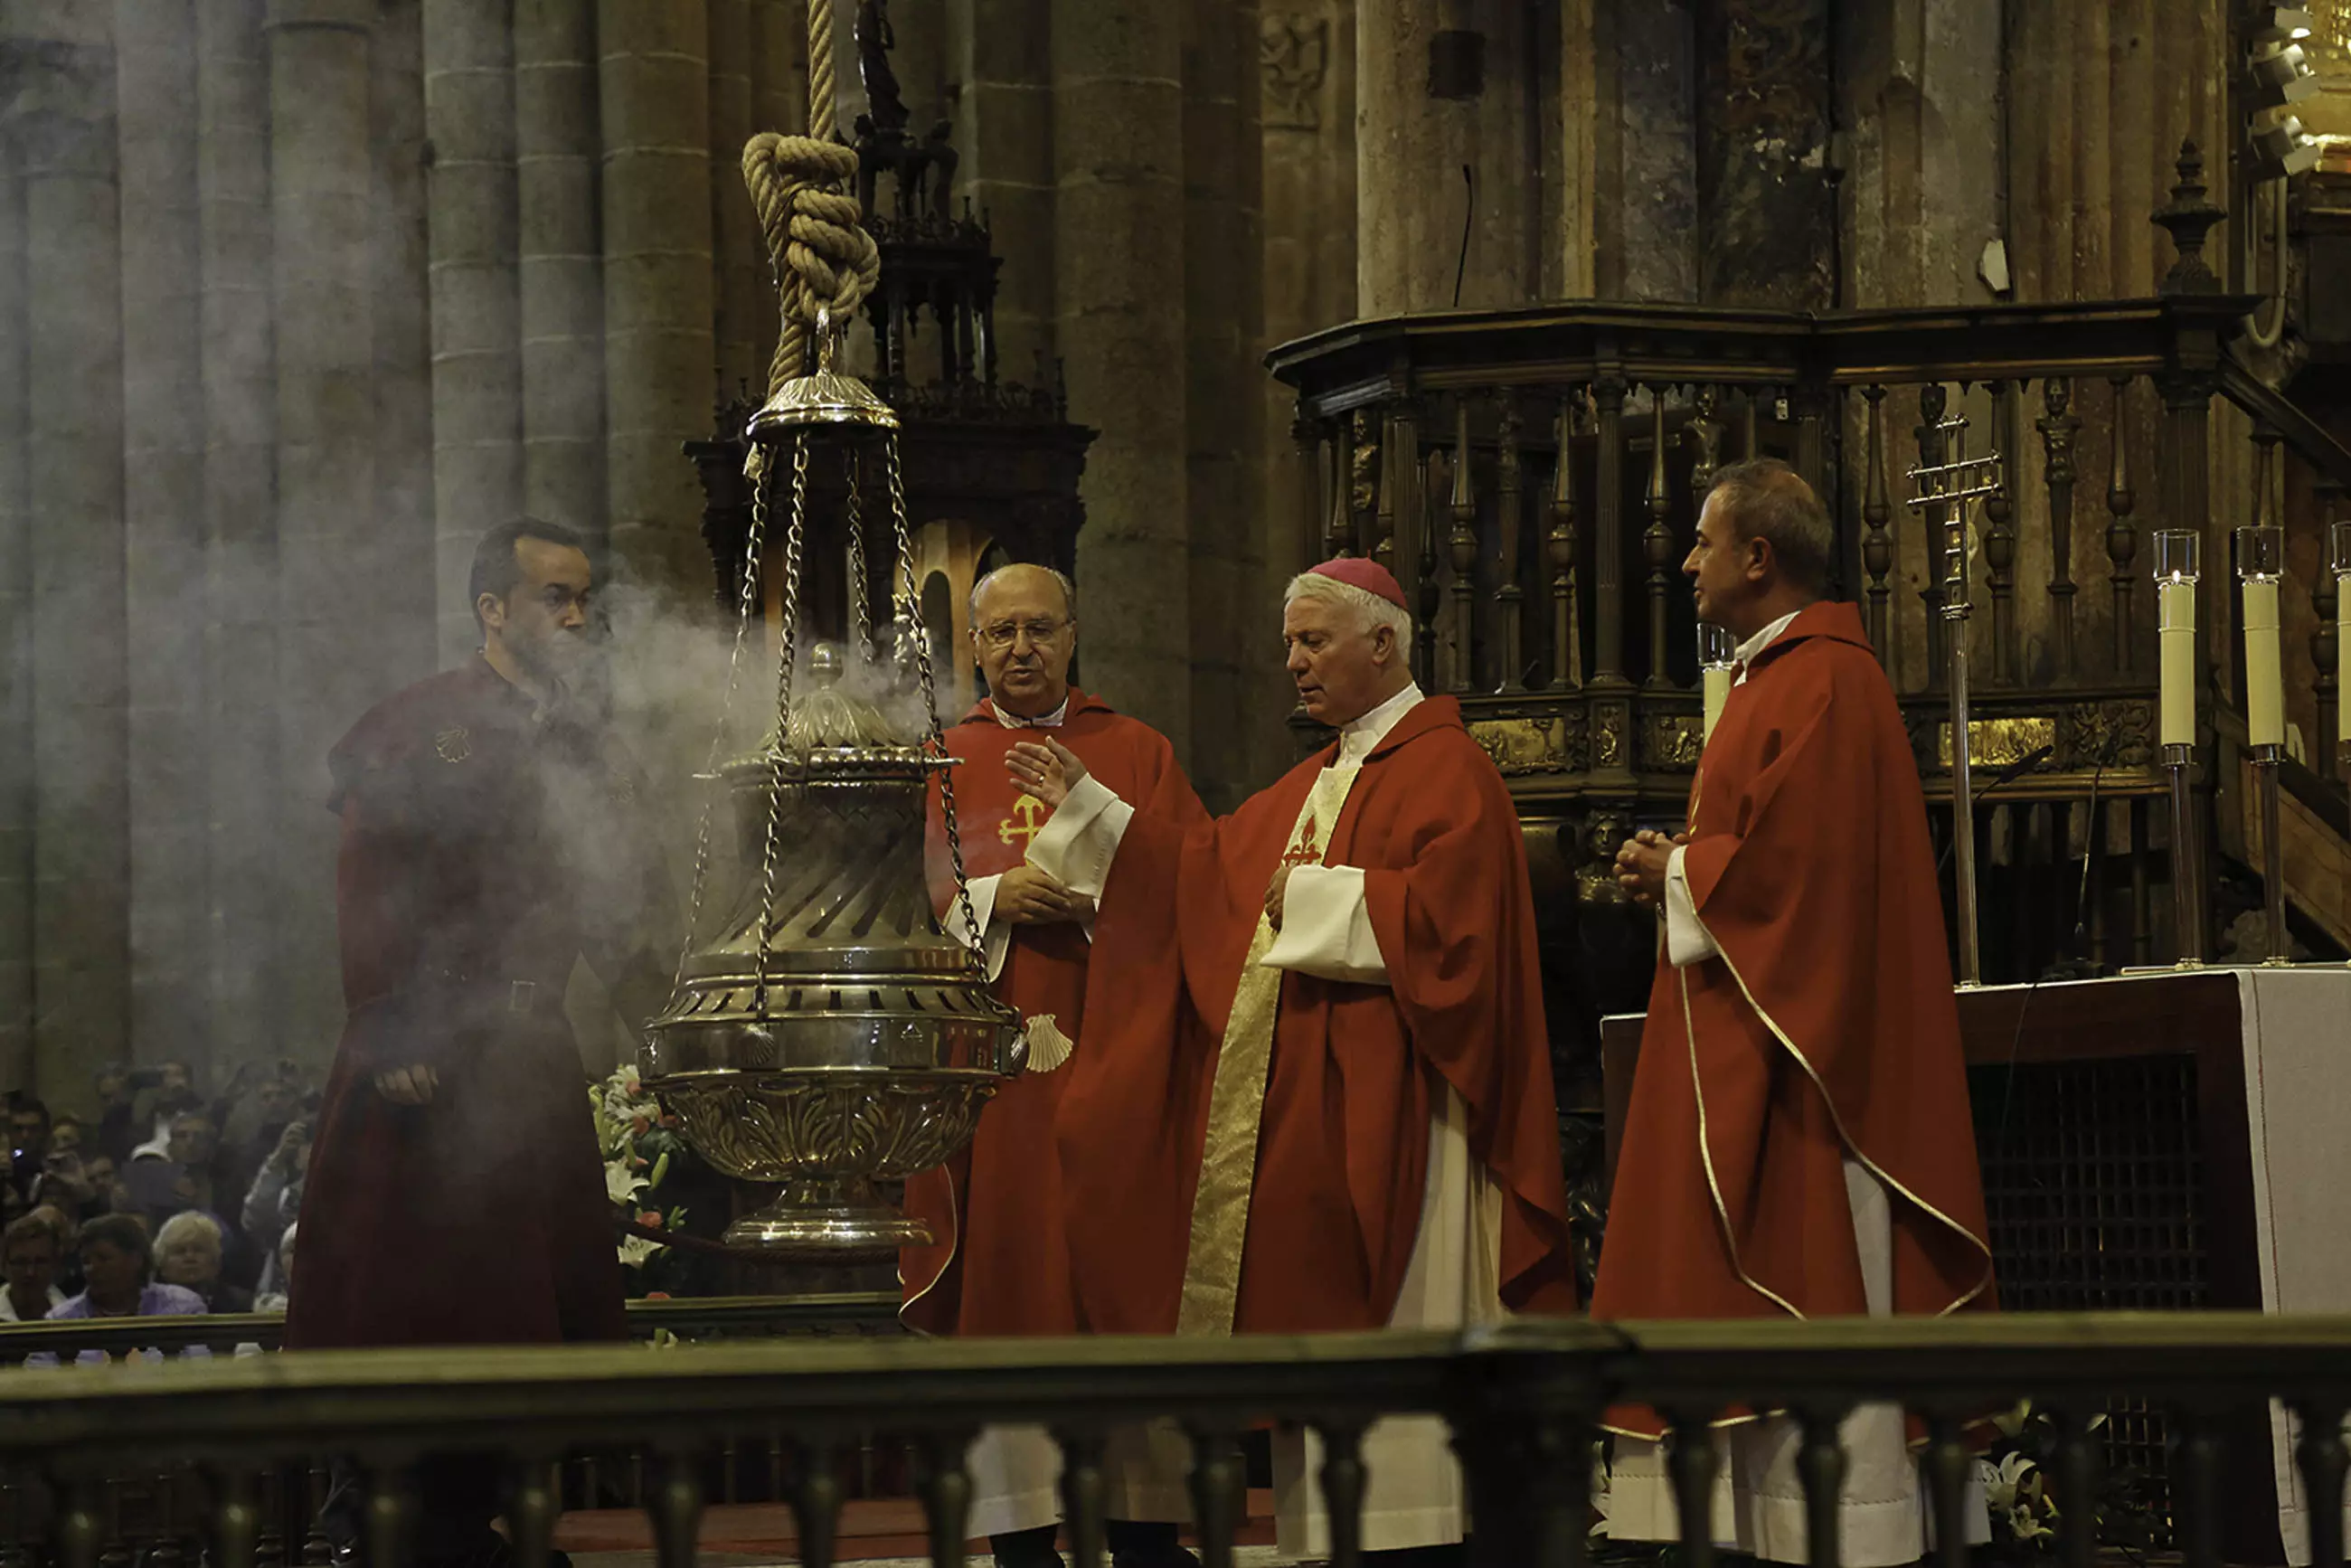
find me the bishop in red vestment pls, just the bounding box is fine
[1596,460,1995,1567]
[1012,558,1574,1558]
[900,563,1206,1568]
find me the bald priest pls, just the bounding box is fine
[1010,557,1575,1560]
[902,563,1206,1568]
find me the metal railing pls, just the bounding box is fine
[2,1314,2348,1568]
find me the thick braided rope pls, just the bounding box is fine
[743,0,878,392]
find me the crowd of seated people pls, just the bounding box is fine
[5,1059,316,1324]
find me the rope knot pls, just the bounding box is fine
[744,130,883,391]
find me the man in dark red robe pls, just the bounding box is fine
[1596,459,1995,1566]
[901,562,1205,1568]
[1012,558,1574,1559]
[291,521,674,1566]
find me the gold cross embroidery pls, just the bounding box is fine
[998,794,1047,848]
[1278,811,1321,868]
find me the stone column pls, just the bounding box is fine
[196,0,281,1063]
[1588,0,1695,302]
[708,0,762,402]
[269,0,378,1049]
[424,0,523,660]
[0,33,30,1091]
[1185,0,1245,808]
[373,0,436,686]
[949,0,1054,384]
[19,5,131,1089]
[1054,0,1190,755]
[1355,0,1540,315]
[747,0,807,385]
[516,0,609,542]
[116,0,210,1072]
[599,0,713,591]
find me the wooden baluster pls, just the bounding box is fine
[1324,422,1350,559]
[909,1431,974,1568]
[506,1454,558,1568]
[787,1442,836,1568]
[1666,1413,1719,1568]
[1390,402,1425,638]
[1522,1413,1591,1568]
[251,1467,284,1568]
[1642,385,1676,689]
[1740,387,1761,458]
[151,1465,185,1568]
[2108,375,2140,676]
[1924,1413,1972,1568]
[1862,385,1893,664]
[1549,397,1581,690]
[2175,1405,2224,1568]
[1184,1430,1246,1568]
[1449,395,1478,694]
[1497,389,1527,691]
[298,1462,333,1566]
[1793,386,1826,492]
[2051,1412,2101,1568]
[1796,1407,1848,1568]
[1592,378,1629,685]
[1417,449,1442,686]
[1914,384,1950,688]
[1984,381,2017,686]
[2316,483,2342,779]
[1059,1432,1109,1568]
[205,1466,260,1568]
[57,1477,102,1568]
[649,1447,705,1568]
[2297,1405,2350,1568]
[1374,411,1401,578]
[1317,1421,1367,1568]
[1348,408,1377,557]
[2039,378,2082,679]
[364,1459,417,1568]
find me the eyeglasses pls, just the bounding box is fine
[976,618,1070,649]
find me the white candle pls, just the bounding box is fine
[2243,576,2285,749]
[2159,579,2196,748]
[2338,577,2349,744]
[1702,665,1731,742]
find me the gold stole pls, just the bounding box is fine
[1175,762,1365,1337]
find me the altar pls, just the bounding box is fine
[1599,966,2351,1564]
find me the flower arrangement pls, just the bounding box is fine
[592,1064,691,1279]
[1977,1403,2160,1562]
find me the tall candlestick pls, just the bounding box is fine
[2237,525,2290,966]
[2334,519,2351,776]
[2154,530,2203,967]
[1699,622,1734,742]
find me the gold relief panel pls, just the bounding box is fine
[1639,713,1704,770]
[1935,715,2056,771]
[2059,700,2155,770]
[1470,716,1570,776]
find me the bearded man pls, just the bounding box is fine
[901,562,1204,1568]
[291,520,675,1568]
[1012,558,1574,1561]
[1594,458,1995,1566]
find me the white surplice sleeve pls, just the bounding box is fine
[1663,844,1721,968]
[1258,864,1389,984]
[1024,774,1134,900]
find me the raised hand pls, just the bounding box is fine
[1006,737,1089,809]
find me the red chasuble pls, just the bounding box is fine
[1053,695,1576,1336]
[1590,601,1996,1432]
[901,690,1203,1336]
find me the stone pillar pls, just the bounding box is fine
[116,0,210,1072]
[424,0,523,660]
[373,0,436,690]
[19,5,131,1089]
[1356,0,1540,315]
[751,0,808,137]
[1185,0,1246,808]
[196,0,281,1063]
[1588,0,1695,302]
[0,33,29,1091]
[600,0,713,590]
[949,0,1054,384]
[269,0,378,1049]
[516,0,609,541]
[708,0,762,402]
[1054,0,1190,754]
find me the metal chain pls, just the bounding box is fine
[751,433,813,1011]
[883,438,986,978]
[673,448,775,996]
[845,446,873,661]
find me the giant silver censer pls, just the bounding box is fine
[642,315,1024,1256]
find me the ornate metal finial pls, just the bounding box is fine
[2154,138,2227,295]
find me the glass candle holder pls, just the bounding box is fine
[1698,622,1735,742]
